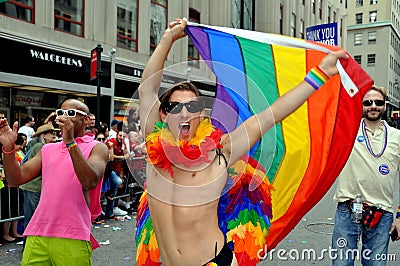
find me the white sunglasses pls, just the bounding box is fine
[56,109,87,118]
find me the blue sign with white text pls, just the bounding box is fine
[306,22,338,46]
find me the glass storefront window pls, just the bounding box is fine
[54,0,84,37]
[117,0,138,51]
[150,0,167,54]
[0,0,34,23]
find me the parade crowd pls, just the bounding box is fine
[1,16,400,266]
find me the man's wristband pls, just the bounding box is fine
[2,145,16,154]
[396,206,400,219]
[304,65,329,90]
[66,140,78,150]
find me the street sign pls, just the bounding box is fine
[90,48,98,81]
[306,22,338,46]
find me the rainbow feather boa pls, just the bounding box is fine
[136,120,273,265]
[145,118,223,177]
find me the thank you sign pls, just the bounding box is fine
[306,22,338,45]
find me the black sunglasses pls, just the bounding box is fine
[362,99,385,107]
[97,137,105,141]
[164,101,202,114]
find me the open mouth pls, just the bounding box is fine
[179,122,190,137]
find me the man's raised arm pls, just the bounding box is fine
[139,18,188,136]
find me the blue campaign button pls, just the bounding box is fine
[379,164,390,175]
[357,136,365,142]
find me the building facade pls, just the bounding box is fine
[0,0,346,126]
[346,0,400,123]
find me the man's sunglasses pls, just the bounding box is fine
[164,101,202,114]
[362,99,385,107]
[56,109,88,117]
[45,131,58,135]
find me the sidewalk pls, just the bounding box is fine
[0,214,138,266]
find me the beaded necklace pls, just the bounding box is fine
[361,119,388,158]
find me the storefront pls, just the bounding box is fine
[0,35,216,129]
[0,35,113,126]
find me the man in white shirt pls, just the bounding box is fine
[18,116,35,143]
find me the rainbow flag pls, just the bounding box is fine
[135,23,373,265]
[185,23,372,262]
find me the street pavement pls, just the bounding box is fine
[1,179,400,265]
[0,214,138,266]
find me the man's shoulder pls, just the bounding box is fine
[18,126,27,132]
[386,122,400,133]
[32,142,44,150]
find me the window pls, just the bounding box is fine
[369,11,377,22]
[354,55,362,65]
[354,33,362,45]
[242,0,253,30]
[328,6,331,22]
[231,0,240,28]
[367,54,376,65]
[340,18,343,37]
[117,0,138,51]
[370,0,378,4]
[0,0,34,23]
[312,0,315,14]
[319,0,322,19]
[368,31,376,44]
[150,0,167,53]
[356,13,363,24]
[54,0,84,36]
[356,0,363,7]
[188,8,200,68]
[290,13,296,37]
[279,4,283,34]
[231,0,253,30]
[300,19,304,39]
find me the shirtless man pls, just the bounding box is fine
[140,17,347,265]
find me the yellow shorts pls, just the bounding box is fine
[22,236,92,266]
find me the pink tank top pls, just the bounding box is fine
[24,134,102,248]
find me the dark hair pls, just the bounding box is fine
[95,132,105,139]
[97,124,109,135]
[159,82,203,114]
[16,133,27,146]
[24,116,34,124]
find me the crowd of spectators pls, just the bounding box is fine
[0,107,146,245]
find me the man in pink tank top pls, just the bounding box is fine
[0,99,109,265]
